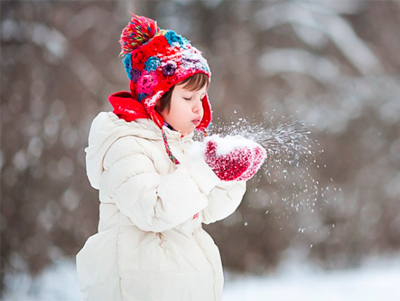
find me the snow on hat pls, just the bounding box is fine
[109,14,212,164]
[110,14,212,130]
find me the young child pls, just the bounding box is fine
[76,15,265,301]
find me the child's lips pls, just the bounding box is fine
[192,118,201,126]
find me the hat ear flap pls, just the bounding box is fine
[198,93,212,131]
[150,110,165,129]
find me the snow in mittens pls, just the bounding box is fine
[190,135,267,182]
[205,139,252,181]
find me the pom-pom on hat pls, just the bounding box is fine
[109,14,212,132]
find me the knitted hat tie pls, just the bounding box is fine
[161,127,180,165]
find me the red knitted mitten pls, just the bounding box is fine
[203,135,266,182]
[236,145,266,181]
[205,140,252,181]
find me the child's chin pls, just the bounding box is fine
[182,129,195,136]
[183,131,193,136]
[182,126,196,135]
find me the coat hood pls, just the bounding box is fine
[85,111,191,189]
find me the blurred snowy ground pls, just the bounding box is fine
[223,255,400,301]
[3,255,400,301]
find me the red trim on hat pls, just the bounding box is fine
[110,72,212,133]
[109,91,150,122]
[139,70,213,131]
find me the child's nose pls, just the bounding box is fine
[193,100,203,113]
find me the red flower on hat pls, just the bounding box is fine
[144,35,170,57]
[131,49,148,70]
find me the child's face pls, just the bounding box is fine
[161,83,207,136]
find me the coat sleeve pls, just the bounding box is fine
[202,181,246,224]
[102,137,221,233]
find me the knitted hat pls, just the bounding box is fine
[110,15,212,129]
[109,14,212,164]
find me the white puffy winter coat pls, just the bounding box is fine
[76,112,246,301]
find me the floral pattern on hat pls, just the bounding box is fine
[137,70,158,95]
[162,61,177,77]
[164,30,187,48]
[144,56,161,71]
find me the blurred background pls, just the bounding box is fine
[1,0,400,297]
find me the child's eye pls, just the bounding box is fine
[183,97,191,101]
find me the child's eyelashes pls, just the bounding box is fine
[183,93,206,101]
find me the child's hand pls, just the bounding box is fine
[236,145,266,181]
[204,140,252,181]
[203,136,266,182]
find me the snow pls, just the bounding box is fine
[223,256,400,300]
[3,259,81,301]
[3,255,400,300]
[205,134,262,156]
[190,134,263,158]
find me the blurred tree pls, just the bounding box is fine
[140,0,400,272]
[1,0,400,293]
[1,0,131,290]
